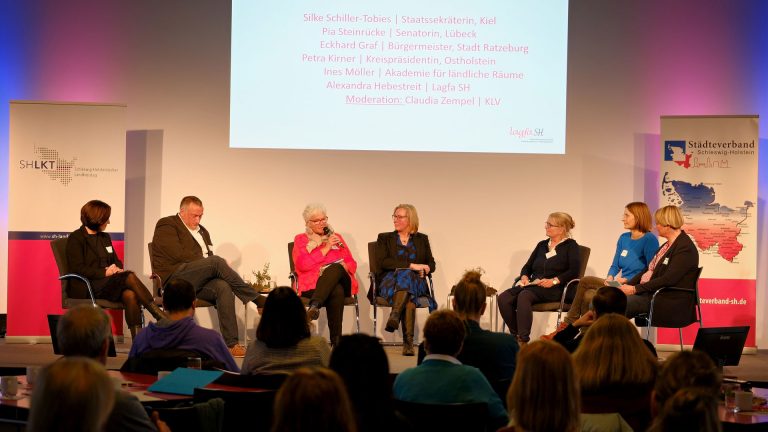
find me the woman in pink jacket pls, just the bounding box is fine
[292,203,358,346]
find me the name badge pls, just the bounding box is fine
[106,246,113,253]
[663,257,669,265]
[545,250,557,259]
[620,249,628,257]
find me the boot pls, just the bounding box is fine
[307,300,321,321]
[402,305,416,356]
[385,291,411,333]
[129,325,142,340]
[145,303,169,322]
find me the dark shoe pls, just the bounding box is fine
[307,304,321,321]
[402,305,415,356]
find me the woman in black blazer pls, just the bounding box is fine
[622,205,700,318]
[374,204,436,356]
[66,200,166,338]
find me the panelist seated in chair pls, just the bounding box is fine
[152,195,264,358]
[242,287,331,375]
[292,203,358,347]
[546,202,658,339]
[393,310,508,430]
[129,278,239,372]
[498,212,581,344]
[66,200,167,339]
[618,205,700,319]
[375,203,437,356]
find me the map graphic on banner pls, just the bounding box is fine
[662,172,753,263]
[659,115,758,348]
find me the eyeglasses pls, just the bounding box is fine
[309,217,328,224]
[392,214,408,220]
[545,222,561,228]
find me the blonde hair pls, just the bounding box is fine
[394,204,419,233]
[508,341,580,432]
[655,205,684,229]
[272,367,357,432]
[626,202,652,233]
[549,212,575,236]
[573,314,657,393]
[28,357,115,432]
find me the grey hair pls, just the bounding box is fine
[58,305,112,359]
[302,203,327,223]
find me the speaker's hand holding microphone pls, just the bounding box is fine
[323,227,344,249]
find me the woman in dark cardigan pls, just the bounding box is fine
[66,200,166,338]
[497,212,581,344]
[374,204,436,356]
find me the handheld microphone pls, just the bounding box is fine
[323,227,344,249]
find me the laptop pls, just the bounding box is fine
[47,314,117,357]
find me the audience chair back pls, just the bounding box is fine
[393,399,489,432]
[645,266,704,350]
[194,387,278,431]
[286,241,360,333]
[148,397,224,432]
[50,237,124,310]
[120,348,225,374]
[213,372,288,390]
[367,241,436,341]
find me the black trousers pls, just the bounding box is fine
[302,263,351,344]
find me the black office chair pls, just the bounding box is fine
[393,399,490,432]
[367,241,436,343]
[641,266,704,350]
[50,237,125,311]
[501,245,591,332]
[194,387,277,431]
[287,242,360,333]
[119,348,225,374]
[148,397,224,432]
[213,371,288,390]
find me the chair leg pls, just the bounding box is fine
[354,297,360,334]
[679,327,684,351]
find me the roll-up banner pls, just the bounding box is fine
[659,115,758,349]
[7,101,126,342]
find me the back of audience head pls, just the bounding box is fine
[28,357,115,432]
[591,285,627,317]
[330,334,393,427]
[508,340,580,432]
[163,278,196,313]
[573,313,657,393]
[648,387,721,432]
[272,367,357,432]
[257,286,310,348]
[654,350,721,411]
[452,269,487,318]
[57,304,111,360]
[423,309,466,356]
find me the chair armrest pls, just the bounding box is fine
[59,273,96,305]
[650,286,695,301]
[561,278,581,305]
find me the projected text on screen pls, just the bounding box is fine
[230,1,568,154]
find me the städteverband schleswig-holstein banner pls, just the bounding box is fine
[660,115,758,348]
[7,101,126,342]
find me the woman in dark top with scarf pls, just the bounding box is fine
[66,200,166,338]
[375,204,436,356]
[498,212,581,344]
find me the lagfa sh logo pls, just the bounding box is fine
[19,146,78,186]
[664,140,692,169]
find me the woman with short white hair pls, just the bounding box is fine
[292,203,358,346]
